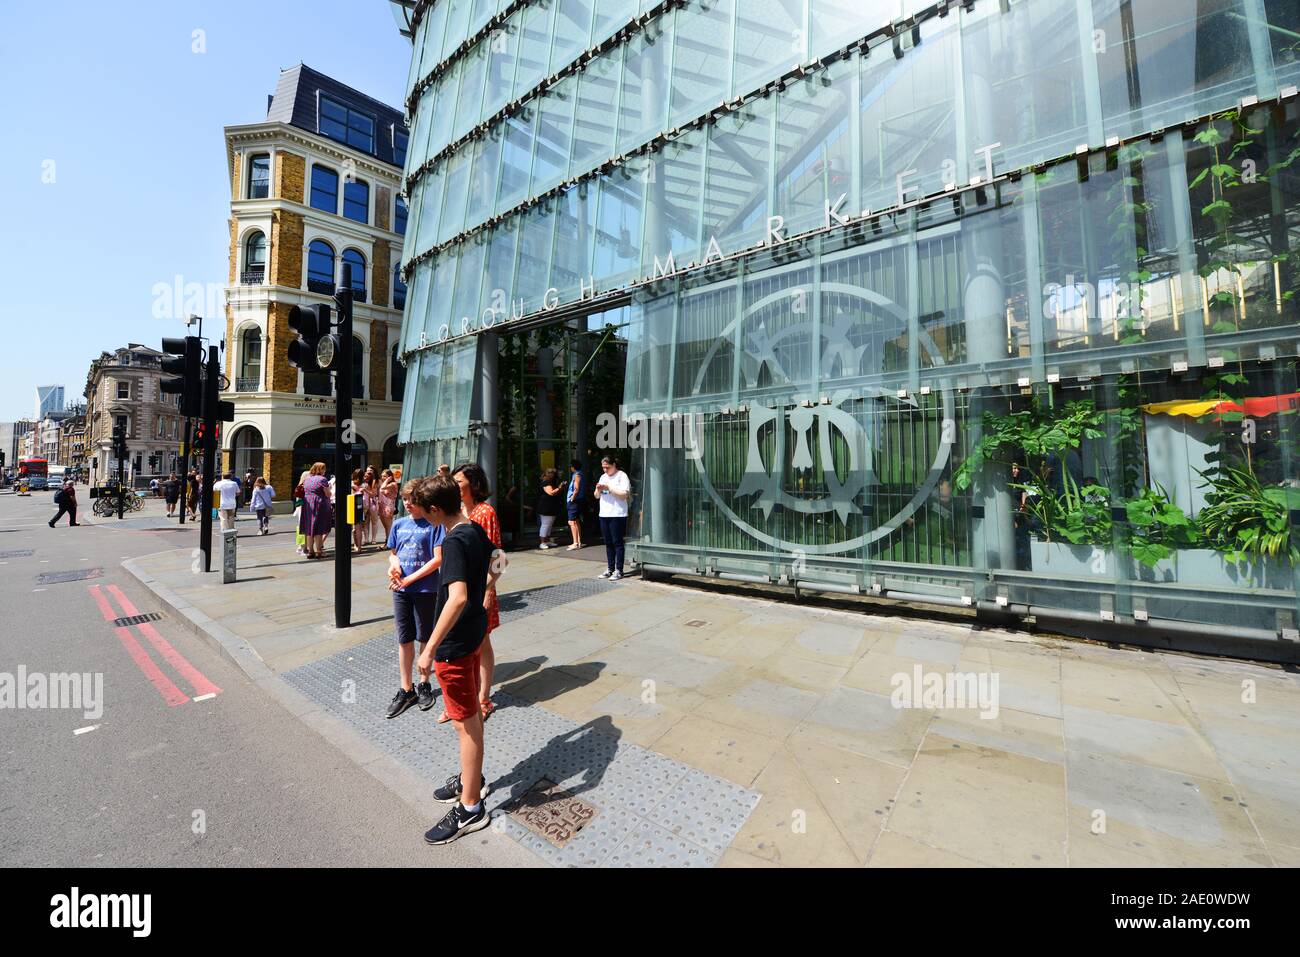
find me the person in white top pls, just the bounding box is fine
[593,455,630,580]
[213,472,241,532]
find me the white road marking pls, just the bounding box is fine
[32,588,46,592]
[192,693,217,703]
[73,725,100,735]
[39,560,49,563]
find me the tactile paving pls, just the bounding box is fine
[283,619,761,867]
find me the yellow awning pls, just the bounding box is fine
[1141,399,1223,417]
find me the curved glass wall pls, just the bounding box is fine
[397,0,1300,638]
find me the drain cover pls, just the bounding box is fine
[112,612,162,627]
[503,778,599,848]
[37,568,103,584]
[0,549,34,558]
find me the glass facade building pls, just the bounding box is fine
[391,0,1300,651]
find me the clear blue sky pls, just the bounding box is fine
[0,0,411,422]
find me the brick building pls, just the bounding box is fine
[221,64,409,497]
[84,344,187,485]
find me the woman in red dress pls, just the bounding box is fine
[438,462,501,723]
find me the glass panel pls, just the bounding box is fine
[532,74,577,195]
[1091,0,1258,142]
[438,148,473,244]
[465,132,501,230]
[669,0,734,127]
[453,235,487,332]
[571,48,622,178]
[434,338,479,438]
[1264,0,1300,87]
[594,0,637,44]
[343,179,369,223]
[443,0,473,59]
[962,0,1090,173]
[859,15,959,215]
[453,40,489,142]
[810,0,871,58]
[617,18,673,155]
[310,164,338,213]
[734,0,804,97]
[644,127,705,271]
[514,1,554,101]
[774,57,852,238]
[480,220,521,323]
[550,0,593,74]
[417,167,446,254]
[514,200,557,312]
[429,62,462,157]
[307,242,335,286]
[497,108,537,212]
[552,182,597,303]
[401,260,431,352]
[702,96,772,256]
[593,158,648,288]
[484,10,521,117]
[408,83,436,169]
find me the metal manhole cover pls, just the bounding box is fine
[684,619,710,628]
[37,568,103,584]
[112,612,162,627]
[0,549,34,558]
[503,778,599,848]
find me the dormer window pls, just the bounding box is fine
[319,94,375,153]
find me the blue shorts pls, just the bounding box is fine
[393,590,438,646]
[566,501,580,521]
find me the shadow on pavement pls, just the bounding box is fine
[490,714,623,802]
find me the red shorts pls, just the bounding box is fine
[434,650,482,722]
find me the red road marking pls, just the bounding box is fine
[88,585,189,707]
[106,584,221,698]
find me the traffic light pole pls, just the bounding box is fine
[116,444,126,520]
[199,345,219,573]
[334,268,353,629]
[179,418,191,524]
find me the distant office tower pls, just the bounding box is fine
[35,385,65,420]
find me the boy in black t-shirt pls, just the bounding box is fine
[416,473,504,845]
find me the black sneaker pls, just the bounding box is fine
[423,802,490,845]
[432,772,491,804]
[416,681,436,711]
[386,687,418,719]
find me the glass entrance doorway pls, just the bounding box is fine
[495,306,634,550]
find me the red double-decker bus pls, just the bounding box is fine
[18,457,49,490]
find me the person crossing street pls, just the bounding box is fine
[49,481,79,527]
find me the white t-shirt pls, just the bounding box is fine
[214,479,240,510]
[597,469,630,518]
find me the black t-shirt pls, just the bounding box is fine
[537,483,562,517]
[433,520,494,662]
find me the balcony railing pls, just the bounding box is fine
[236,377,261,393]
[350,287,367,304]
[307,279,336,295]
[241,267,265,284]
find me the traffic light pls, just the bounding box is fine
[161,336,203,418]
[111,424,128,461]
[287,303,336,372]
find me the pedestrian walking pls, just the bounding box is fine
[363,466,382,545]
[437,463,503,724]
[149,477,159,498]
[565,459,584,550]
[163,473,180,516]
[187,471,200,520]
[385,478,445,720]
[536,468,563,549]
[417,472,502,846]
[378,468,399,540]
[243,469,255,507]
[214,472,241,532]
[292,469,311,555]
[299,462,333,559]
[48,481,79,527]
[250,476,275,535]
[350,469,367,551]
[595,455,630,581]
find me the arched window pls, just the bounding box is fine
[310,164,338,213]
[393,264,407,310]
[390,344,406,401]
[307,240,335,294]
[342,249,367,302]
[243,231,266,283]
[238,327,262,392]
[292,427,368,483]
[343,178,369,223]
[248,154,270,199]
[230,426,264,479]
[382,434,404,469]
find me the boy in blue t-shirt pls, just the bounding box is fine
[385,478,445,719]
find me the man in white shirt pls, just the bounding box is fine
[214,472,241,532]
[593,456,630,581]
